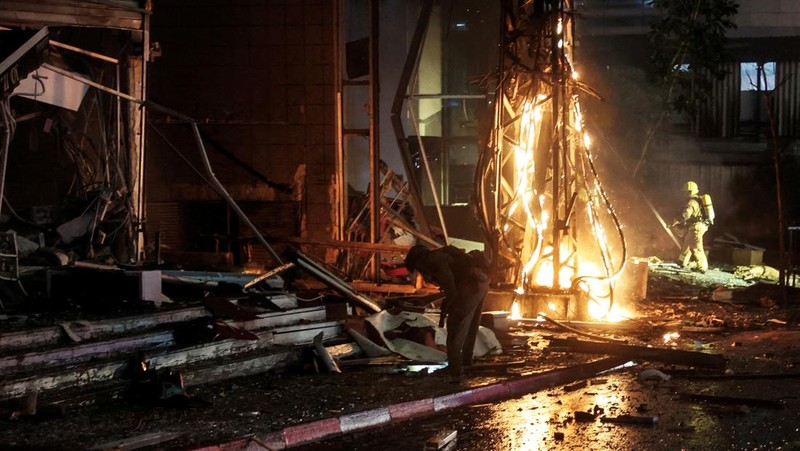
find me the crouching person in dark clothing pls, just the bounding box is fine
[404,245,490,377]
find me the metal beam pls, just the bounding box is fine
[390,0,435,239]
[368,0,380,280]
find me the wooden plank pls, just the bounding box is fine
[45,349,303,408]
[0,331,273,401]
[425,430,457,450]
[234,306,327,330]
[0,1,143,18]
[0,300,306,353]
[0,328,62,352]
[548,337,726,369]
[0,331,175,375]
[260,294,299,310]
[0,318,345,400]
[0,306,325,375]
[296,280,438,296]
[0,307,208,352]
[183,349,301,387]
[272,321,344,345]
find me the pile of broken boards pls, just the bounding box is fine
[0,264,503,422]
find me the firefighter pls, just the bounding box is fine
[671,181,711,273]
[404,245,490,377]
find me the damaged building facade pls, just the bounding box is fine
[1,0,800,449]
[4,1,799,271]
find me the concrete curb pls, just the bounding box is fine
[193,356,628,450]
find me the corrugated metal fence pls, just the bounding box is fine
[698,61,800,138]
[776,61,800,137]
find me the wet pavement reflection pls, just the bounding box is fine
[298,374,640,450]
[297,368,800,451]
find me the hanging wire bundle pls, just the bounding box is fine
[1,39,135,260]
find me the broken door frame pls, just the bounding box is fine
[334,0,442,283]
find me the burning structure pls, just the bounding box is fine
[476,1,627,321]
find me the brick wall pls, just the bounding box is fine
[147,0,335,248]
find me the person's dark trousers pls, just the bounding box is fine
[445,279,489,376]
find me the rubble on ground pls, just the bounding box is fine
[0,256,797,448]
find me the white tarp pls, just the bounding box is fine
[364,310,502,363]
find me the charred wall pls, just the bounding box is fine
[146,0,335,263]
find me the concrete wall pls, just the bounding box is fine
[735,0,800,37]
[147,0,335,249]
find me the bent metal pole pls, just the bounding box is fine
[189,122,282,265]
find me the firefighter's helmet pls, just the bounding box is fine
[686,181,699,196]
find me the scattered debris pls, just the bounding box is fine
[346,328,392,358]
[243,262,296,290]
[313,331,342,373]
[204,297,260,321]
[600,414,658,425]
[10,391,36,419]
[59,321,89,343]
[213,321,259,341]
[734,265,779,282]
[666,423,696,433]
[465,360,527,374]
[87,432,184,451]
[425,429,457,450]
[574,410,596,422]
[563,380,588,392]
[534,313,629,343]
[126,355,208,408]
[639,368,671,382]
